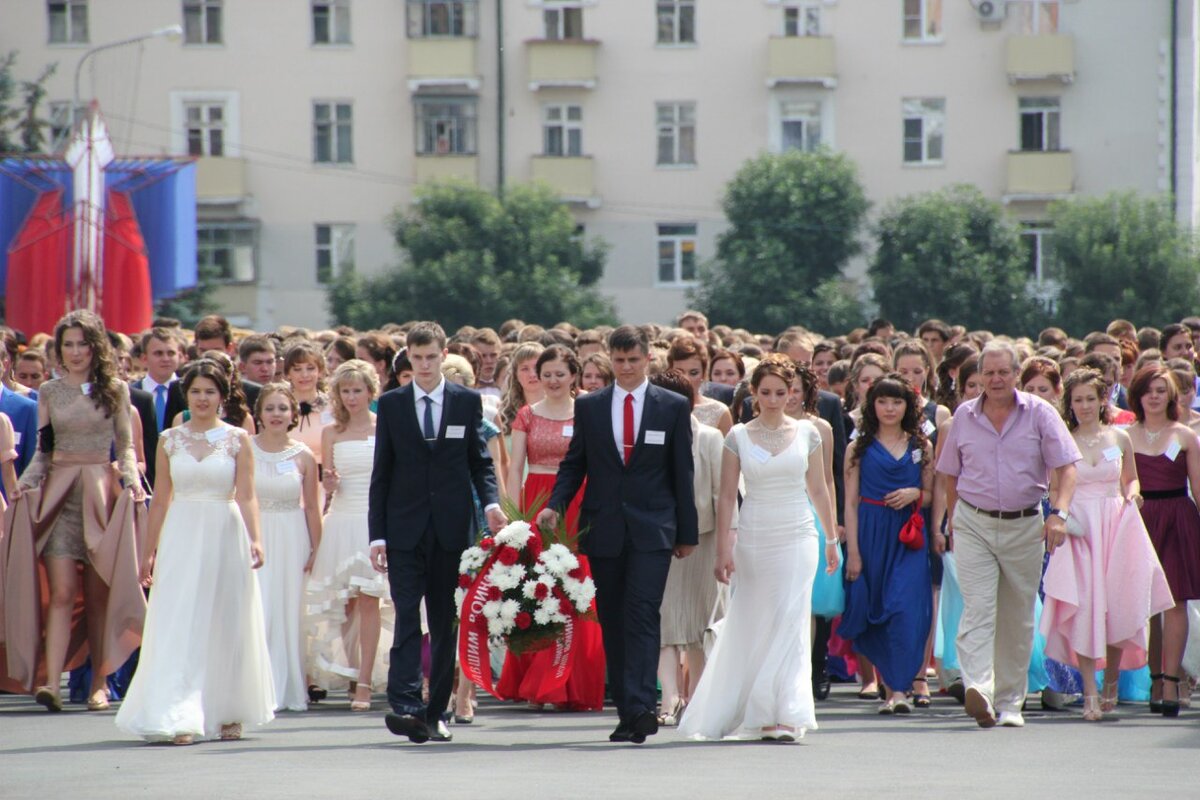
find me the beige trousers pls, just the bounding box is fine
[952,502,1044,713]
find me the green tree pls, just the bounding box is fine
[869,185,1045,335]
[329,181,616,330]
[690,149,869,334]
[0,52,56,154]
[154,263,221,327]
[1049,192,1200,332]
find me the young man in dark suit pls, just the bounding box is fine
[368,322,505,744]
[131,328,185,489]
[538,325,698,744]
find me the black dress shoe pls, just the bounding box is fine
[307,684,327,703]
[609,719,633,742]
[628,711,659,744]
[428,720,454,742]
[385,712,430,743]
[813,671,831,701]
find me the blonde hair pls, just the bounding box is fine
[441,353,476,386]
[329,359,380,430]
[500,342,544,432]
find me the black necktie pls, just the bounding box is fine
[423,395,436,447]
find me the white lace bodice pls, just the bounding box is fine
[162,424,244,501]
[252,439,307,513]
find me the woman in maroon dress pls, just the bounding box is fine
[1128,364,1194,716]
[496,345,605,710]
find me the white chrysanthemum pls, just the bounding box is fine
[459,546,486,572]
[454,588,466,615]
[496,520,535,548]
[533,608,552,626]
[487,619,507,636]
[499,599,520,622]
[521,580,542,600]
[489,563,527,591]
[482,600,501,620]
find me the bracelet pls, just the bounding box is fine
[824,538,839,545]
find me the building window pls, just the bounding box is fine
[407,0,478,37]
[48,101,85,149]
[1015,0,1059,34]
[902,0,941,42]
[48,0,88,44]
[656,102,696,166]
[783,4,820,37]
[184,102,225,156]
[313,102,353,164]
[543,105,583,156]
[198,223,257,283]
[544,4,584,39]
[183,0,223,45]
[1019,97,1060,152]
[780,100,821,152]
[315,223,355,284]
[902,98,944,164]
[657,224,698,285]
[656,0,695,45]
[1021,223,1054,282]
[313,0,351,44]
[415,97,478,155]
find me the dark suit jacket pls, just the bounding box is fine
[241,379,261,421]
[550,383,698,559]
[0,386,37,479]
[741,389,846,524]
[700,381,735,407]
[368,381,498,551]
[131,377,186,490]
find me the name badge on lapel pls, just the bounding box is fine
[13,432,20,445]
[645,430,666,446]
[1102,445,1122,462]
[921,419,936,436]
[446,425,466,439]
[367,436,376,448]
[205,427,228,443]
[276,460,297,474]
[748,444,771,464]
[912,449,922,464]
[1165,439,1183,461]
[562,425,574,438]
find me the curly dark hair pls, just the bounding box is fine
[181,359,231,404]
[1060,368,1111,431]
[53,310,121,419]
[849,372,930,470]
[790,362,819,417]
[197,350,250,428]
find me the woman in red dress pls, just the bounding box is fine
[496,344,605,710]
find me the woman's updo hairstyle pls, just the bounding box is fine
[750,353,797,392]
[181,358,230,402]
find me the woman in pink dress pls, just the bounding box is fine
[1040,369,1173,720]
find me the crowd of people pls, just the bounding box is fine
[1,306,1198,744]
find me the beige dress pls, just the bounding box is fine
[660,418,734,647]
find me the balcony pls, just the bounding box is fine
[1005,151,1074,200]
[195,156,247,202]
[766,36,836,89]
[414,154,478,185]
[1006,35,1075,83]
[407,39,480,91]
[527,40,599,90]
[531,156,599,207]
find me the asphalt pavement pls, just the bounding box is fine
[2,684,1196,799]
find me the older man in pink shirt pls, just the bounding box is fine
[936,341,1080,729]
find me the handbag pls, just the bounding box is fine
[898,490,924,551]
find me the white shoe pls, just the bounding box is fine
[998,711,1025,728]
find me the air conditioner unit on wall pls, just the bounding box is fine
[973,0,1006,23]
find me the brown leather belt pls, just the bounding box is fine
[959,498,1040,520]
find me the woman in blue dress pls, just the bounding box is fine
[842,373,934,714]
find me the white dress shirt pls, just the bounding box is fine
[612,379,649,460]
[413,377,446,437]
[141,374,176,395]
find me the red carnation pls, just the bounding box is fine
[487,585,503,602]
[457,574,472,589]
[553,585,567,600]
[534,582,550,600]
[497,546,519,566]
[558,597,575,617]
[515,612,533,630]
[526,536,544,559]
[479,537,495,551]
[567,566,585,580]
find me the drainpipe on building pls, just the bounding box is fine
[1170,0,1178,201]
[496,0,506,198]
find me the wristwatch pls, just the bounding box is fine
[1048,507,1068,522]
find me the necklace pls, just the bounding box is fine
[1077,427,1103,449]
[750,419,792,452]
[1144,425,1166,444]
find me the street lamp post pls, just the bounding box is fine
[72,24,183,112]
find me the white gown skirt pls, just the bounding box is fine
[116,498,276,740]
[257,508,310,711]
[679,500,819,740]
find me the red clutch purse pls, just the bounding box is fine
[898,491,924,551]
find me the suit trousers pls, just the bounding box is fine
[386,525,460,723]
[952,503,1045,713]
[589,545,673,720]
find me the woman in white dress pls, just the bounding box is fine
[306,360,392,710]
[252,383,322,712]
[680,355,838,742]
[116,360,274,745]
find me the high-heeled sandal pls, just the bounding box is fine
[911,679,932,708]
[1149,673,1165,713]
[1081,695,1102,721]
[350,684,372,712]
[220,723,242,740]
[657,697,685,727]
[1161,675,1182,718]
[1100,680,1119,713]
[172,734,195,746]
[307,684,327,703]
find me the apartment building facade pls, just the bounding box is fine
[3,0,1196,328]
